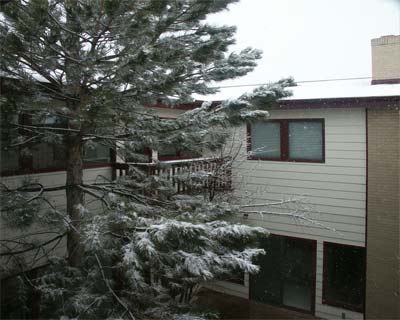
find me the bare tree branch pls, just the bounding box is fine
[0,232,67,257]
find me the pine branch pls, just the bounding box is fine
[46,10,90,43]
[239,210,340,233]
[4,134,42,148]
[1,183,66,193]
[33,80,79,102]
[94,253,136,320]
[11,122,80,133]
[1,183,44,211]
[15,56,60,88]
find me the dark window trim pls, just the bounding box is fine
[322,241,365,313]
[247,118,325,163]
[249,233,317,315]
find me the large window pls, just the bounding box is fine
[84,143,111,163]
[250,235,316,313]
[323,242,365,312]
[1,114,111,176]
[248,119,324,162]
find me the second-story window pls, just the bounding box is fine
[247,119,325,163]
[1,114,111,176]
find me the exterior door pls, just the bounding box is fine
[250,235,316,313]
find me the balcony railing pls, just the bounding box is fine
[112,157,232,195]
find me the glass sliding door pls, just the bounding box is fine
[250,236,284,305]
[250,235,316,313]
[281,237,315,311]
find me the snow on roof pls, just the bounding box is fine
[282,79,400,101]
[2,73,399,102]
[194,78,400,102]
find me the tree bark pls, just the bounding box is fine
[66,136,84,267]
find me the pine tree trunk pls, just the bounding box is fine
[64,0,84,265]
[66,136,84,267]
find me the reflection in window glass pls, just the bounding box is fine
[324,243,365,311]
[289,121,323,161]
[84,143,110,163]
[250,121,281,158]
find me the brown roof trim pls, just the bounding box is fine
[152,95,399,111]
[278,95,400,109]
[371,78,400,85]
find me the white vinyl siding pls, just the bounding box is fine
[219,107,366,319]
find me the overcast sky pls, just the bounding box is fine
[195,0,400,100]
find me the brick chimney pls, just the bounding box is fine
[371,35,400,84]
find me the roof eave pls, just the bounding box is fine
[277,95,400,109]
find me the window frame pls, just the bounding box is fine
[247,118,325,163]
[322,241,365,312]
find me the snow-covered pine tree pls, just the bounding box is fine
[0,1,294,318]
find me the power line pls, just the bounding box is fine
[210,76,372,89]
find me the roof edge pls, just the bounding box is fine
[278,95,400,109]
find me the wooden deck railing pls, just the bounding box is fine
[112,157,232,194]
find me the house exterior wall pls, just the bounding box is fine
[151,106,187,118]
[0,167,113,273]
[211,107,367,319]
[365,108,400,319]
[0,105,188,275]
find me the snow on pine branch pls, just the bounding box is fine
[210,222,269,244]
